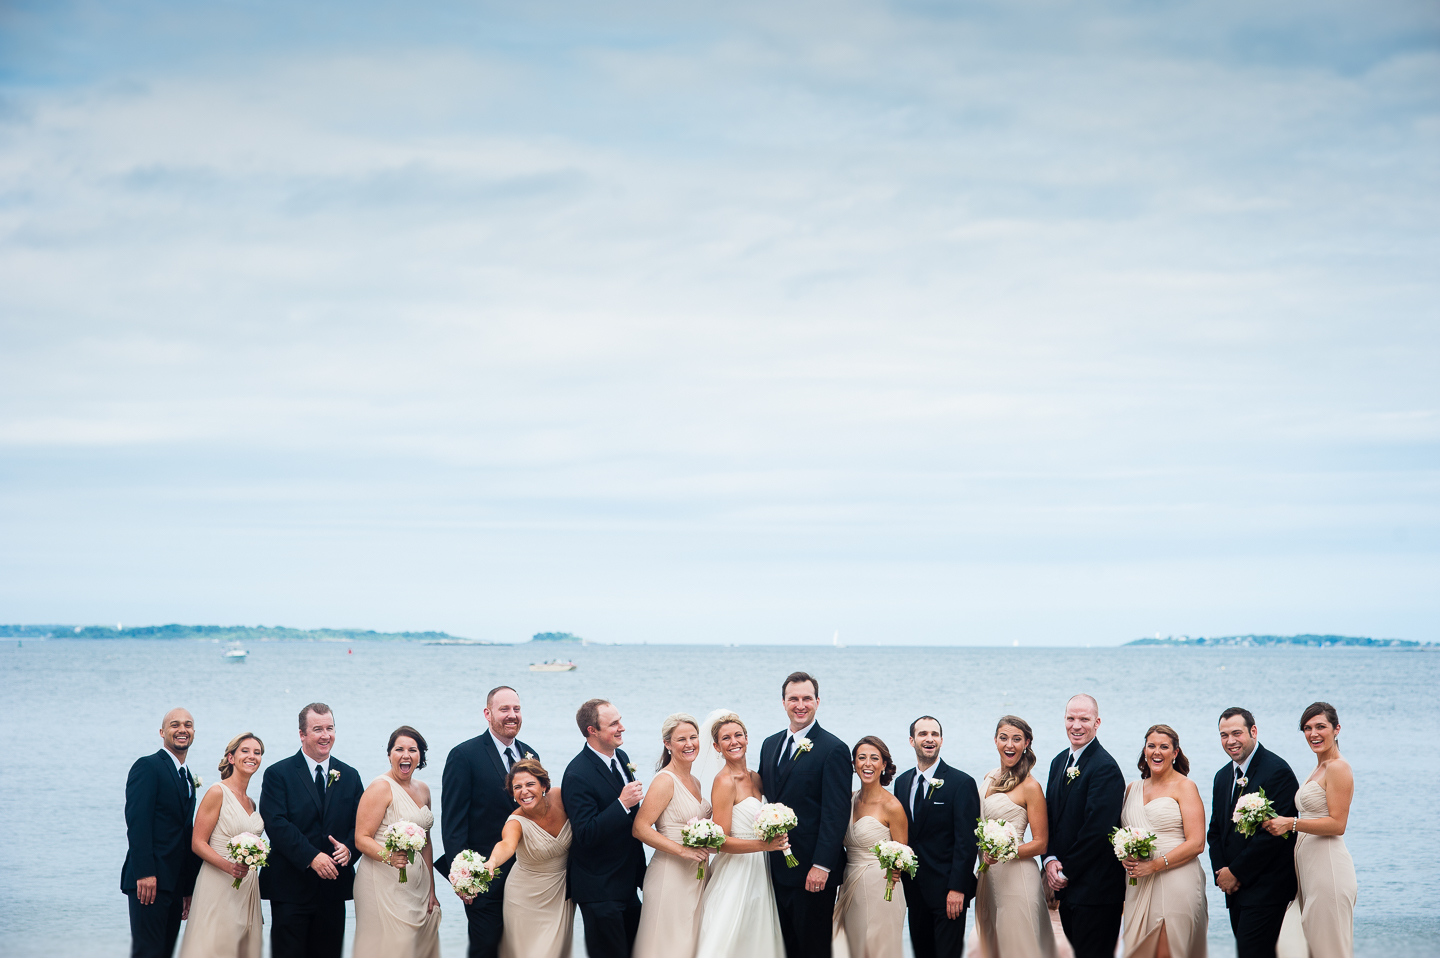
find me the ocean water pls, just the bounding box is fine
[1,639,1434,957]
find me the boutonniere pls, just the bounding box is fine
[525,752,536,761]
[327,769,341,788]
[792,737,813,760]
[626,762,637,775]
[926,778,945,799]
[1066,766,1080,784]
[1236,776,1247,788]
[191,771,203,789]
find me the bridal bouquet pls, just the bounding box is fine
[680,817,727,880]
[1233,788,1286,839]
[225,832,269,889]
[382,820,428,883]
[448,849,492,898]
[873,840,918,901]
[974,818,1020,873]
[1110,826,1159,885]
[753,803,800,867]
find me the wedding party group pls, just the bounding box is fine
[123,670,1357,958]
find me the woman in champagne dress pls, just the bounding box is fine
[634,713,713,958]
[693,711,788,958]
[1263,702,1356,958]
[179,733,266,958]
[973,715,1055,958]
[1118,725,1207,958]
[832,736,908,958]
[480,759,575,958]
[353,726,441,958]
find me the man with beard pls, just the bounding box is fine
[122,707,203,958]
[439,686,540,958]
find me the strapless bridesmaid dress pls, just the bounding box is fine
[972,772,1055,958]
[831,806,905,958]
[1118,782,1207,958]
[1292,780,1356,958]
[353,776,441,958]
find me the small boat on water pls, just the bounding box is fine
[529,659,577,672]
[223,642,248,662]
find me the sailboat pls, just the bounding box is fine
[832,630,844,649]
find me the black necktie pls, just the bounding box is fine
[781,735,794,766]
[505,747,517,771]
[914,774,926,817]
[315,764,326,803]
[179,765,192,798]
[610,759,627,792]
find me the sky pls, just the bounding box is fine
[0,0,1436,646]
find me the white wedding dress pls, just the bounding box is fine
[693,795,786,958]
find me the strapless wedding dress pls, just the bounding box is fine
[694,795,786,958]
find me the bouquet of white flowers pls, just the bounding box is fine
[225,832,269,889]
[680,817,727,879]
[1232,788,1286,839]
[872,840,918,901]
[448,849,492,898]
[974,818,1020,874]
[382,820,429,883]
[1110,826,1159,885]
[753,803,800,867]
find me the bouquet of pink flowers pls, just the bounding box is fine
[225,832,269,889]
[448,849,492,898]
[382,820,428,883]
[753,803,800,868]
[680,817,727,879]
[1233,788,1285,839]
[1110,826,1159,885]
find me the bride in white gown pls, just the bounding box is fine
[693,710,790,958]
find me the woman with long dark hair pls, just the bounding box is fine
[832,735,908,958]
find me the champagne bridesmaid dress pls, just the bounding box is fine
[831,807,905,958]
[1292,780,1357,958]
[633,768,713,958]
[353,776,441,958]
[1118,781,1207,958]
[498,814,575,958]
[972,772,1055,958]
[178,785,264,958]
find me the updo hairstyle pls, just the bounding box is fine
[990,716,1037,793]
[709,712,746,743]
[387,725,429,770]
[218,732,264,780]
[657,712,700,770]
[506,758,551,793]
[1137,724,1190,778]
[1300,702,1340,736]
[851,735,897,786]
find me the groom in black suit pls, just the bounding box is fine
[562,697,646,958]
[258,703,363,958]
[1207,706,1299,958]
[891,716,980,958]
[438,685,539,958]
[121,707,202,958]
[759,671,851,958]
[1043,693,1126,958]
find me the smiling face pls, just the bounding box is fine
[228,736,264,778]
[1218,715,1257,764]
[160,708,195,758]
[1301,714,1339,754]
[666,722,701,768]
[591,703,625,751]
[995,724,1029,768]
[1064,695,1100,749]
[1143,731,1175,776]
[783,679,818,731]
[714,721,748,764]
[910,719,943,764]
[854,742,883,785]
[389,735,421,781]
[300,708,336,762]
[510,771,546,809]
[486,688,522,742]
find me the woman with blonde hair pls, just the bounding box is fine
[481,759,575,958]
[178,733,266,958]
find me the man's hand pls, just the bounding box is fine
[945,890,965,920]
[181,896,192,921]
[804,866,829,893]
[1216,867,1240,894]
[328,835,351,867]
[135,875,158,905]
[311,852,340,880]
[1044,859,1068,892]
[619,781,644,809]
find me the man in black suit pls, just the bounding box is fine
[438,685,539,958]
[121,707,203,958]
[758,671,851,958]
[258,702,363,958]
[561,697,646,958]
[891,715,980,958]
[1043,693,1125,958]
[1207,706,1299,958]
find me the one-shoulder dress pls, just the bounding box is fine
[498,814,575,958]
[353,776,441,958]
[633,768,713,958]
[1118,781,1207,958]
[832,810,905,958]
[178,784,265,958]
[972,771,1055,958]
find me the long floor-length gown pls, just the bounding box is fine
[973,772,1056,958]
[498,814,574,958]
[633,767,712,958]
[1118,781,1207,958]
[1290,780,1357,958]
[353,776,441,958]
[178,785,264,958]
[694,794,785,958]
[831,806,905,958]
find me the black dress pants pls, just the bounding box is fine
[270,899,346,958]
[906,892,968,958]
[774,881,840,958]
[578,896,641,958]
[462,883,506,958]
[1058,900,1123,958]
[128,890,183,958]
[1230,902,1290,958]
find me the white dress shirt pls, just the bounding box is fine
[909,763,939,819]
[165,748,193,796]
[492,735,521,772]
[1043,739,1096,868]
[588,743,632,808]
[303,751,332,783]
[1232,746,1258,790]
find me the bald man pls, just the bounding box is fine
[121,708,203,958]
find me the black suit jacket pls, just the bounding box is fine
[1045,739,1125,906]
[892,760,981,909]
[758,723,851,887]
[1206,743,1299,909]
[258,751,363,904]
[120,750,202,896]
[436,731,536,878]
[561,746,646,904]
